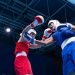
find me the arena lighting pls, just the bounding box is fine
[67,0,75,4]
[6,28,11,33]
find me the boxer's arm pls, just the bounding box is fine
[43,36,54,44]
[29,39,46,49]
[32,36,54,48]
[35,40,46,46]
[30,36,54,49]
[21,15,44,37]
[22,25,33,35]
[29,44,42,49]
[36,36,54,46]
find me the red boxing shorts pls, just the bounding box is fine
[14,56,33,75]
[14,42,33,75]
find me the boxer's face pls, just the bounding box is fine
[30,32,36,38]
[48,22,55,31]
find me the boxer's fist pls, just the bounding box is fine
[42,28,52,40]
[31,15,44,27]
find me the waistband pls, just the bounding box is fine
[16,51,27,57]
[61,37,75,50]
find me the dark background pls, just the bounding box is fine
[0,0,75,75]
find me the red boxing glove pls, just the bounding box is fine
[31,15,44,27]
[42,28,52,40]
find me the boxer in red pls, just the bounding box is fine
[14,15,44,75]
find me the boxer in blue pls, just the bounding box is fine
[38,20,75,75]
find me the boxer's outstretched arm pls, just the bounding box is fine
[22,15,44,35]
[29,44,42,49]
[35,36,54,46]
[29,39,46,49]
